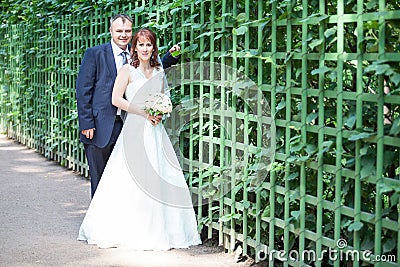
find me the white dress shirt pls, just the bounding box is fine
[111,40,130,72]
[111,40,130,115]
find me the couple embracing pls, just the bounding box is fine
[75,14,201,250]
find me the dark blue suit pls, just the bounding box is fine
[76,42,178,197]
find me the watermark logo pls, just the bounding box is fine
[336,238,347,249]
[256,239,396,263]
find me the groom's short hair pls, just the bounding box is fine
[110,14,133,26]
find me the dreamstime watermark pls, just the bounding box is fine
[256,239,396,263]
[123,61,275,208]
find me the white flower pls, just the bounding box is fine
[144,93,172,116]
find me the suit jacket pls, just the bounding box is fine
[76,42,178,148]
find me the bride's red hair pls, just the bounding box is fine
[130,28,161,69]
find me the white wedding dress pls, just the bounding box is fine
[78,66,202,250]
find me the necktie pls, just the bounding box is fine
[121,51,128,65]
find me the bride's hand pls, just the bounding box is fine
[148,114,160,126]
[154,114,163,122]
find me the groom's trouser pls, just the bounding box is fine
[84,118,123,198]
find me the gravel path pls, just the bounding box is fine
[0,134,253,267]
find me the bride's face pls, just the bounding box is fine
[135,36,153,62]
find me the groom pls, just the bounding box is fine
[76,14,180,198]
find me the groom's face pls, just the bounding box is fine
[110,17,132,50]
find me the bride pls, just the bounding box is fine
[77,28,202,250]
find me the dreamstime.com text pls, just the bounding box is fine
[256,239,396,263]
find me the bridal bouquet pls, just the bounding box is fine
[144,93,173,117]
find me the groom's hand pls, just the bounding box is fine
[82,128,95,139]
[169,44,181,57]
